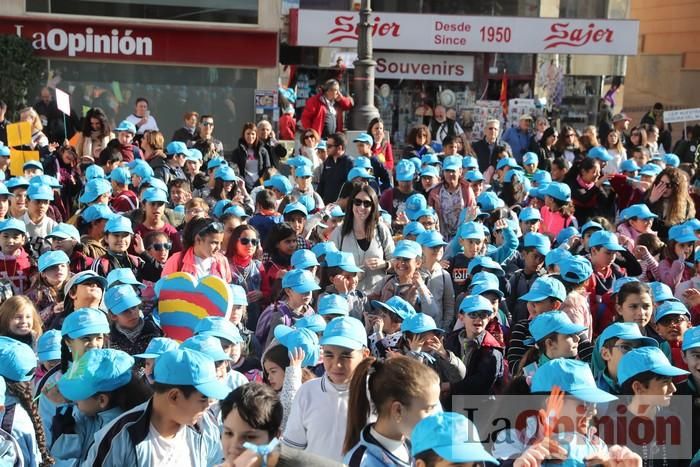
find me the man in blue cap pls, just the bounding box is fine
[24,183,57,258]
[163,141,188,184]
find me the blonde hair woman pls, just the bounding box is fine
[19,107,49,149]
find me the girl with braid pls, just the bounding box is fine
[0,336,54,466]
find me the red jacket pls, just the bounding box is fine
[300,93,353,137]
[278,114,296,140]
[110,189,139,213]
[372,141,394,171]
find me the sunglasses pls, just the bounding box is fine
[466,311,491,320]
[149,242,172,251]
[201,121,214,126]
[612,343,636,354]
[657,315,689,326]
[239,237,259,246]
[304,134,315,139]
[353,198,373,208]
[196,221,224,237]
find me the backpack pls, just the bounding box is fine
[254,301,293,344]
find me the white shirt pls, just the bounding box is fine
[194,255,215,279]
[146,423,192,467]
[126,114,159,134]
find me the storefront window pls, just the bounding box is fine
[47,60,256,149]
[27,0,258,24]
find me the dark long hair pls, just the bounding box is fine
[340,185,380,242]
[226,224,261,262]
[212,178,238,202]
[100,372,153,412]
[263,222,296,264]
[6,380,54,466]
[366,117,384,147]
[81,107,111,138]
[182,217,219,252]
[239,122,259,148]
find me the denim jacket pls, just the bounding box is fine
[51,406,123,466]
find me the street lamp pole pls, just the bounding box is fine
[349,0,380,131]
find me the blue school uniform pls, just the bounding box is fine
[51,406,123,466]
[344,425,412,467]
[1,395,41,467]
[0,426,22,466]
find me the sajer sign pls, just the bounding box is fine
[290,9,639,56]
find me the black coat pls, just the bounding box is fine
[472,138,512,172]
[229,139,271,190]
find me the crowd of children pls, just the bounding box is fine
[0,114,699,467]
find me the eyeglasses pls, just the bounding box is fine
[149,242,172,251]
[353,198,373,208]
[466,311,491,320]
[195,221,224,237]
[303,134,315,139]
[658,315,689,327]
[201,121,214,126]
[612,343,635,354]
[239,237,259,246]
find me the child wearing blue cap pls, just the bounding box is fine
[85,348,226,466]
[318,251,369,321]
[27,249,71,325]
[507,232,549,324]
[653,301,692,370]
[51,349,151,465]
[378,240,432,313]
[108,166,139,214]
[281,202,312,251]
[342,355,440,466]
[133,337,179,384]
[259,223,299,309]
[25,183,57,258]
[539,182,576,239]
[92,214,145,280]
[0,218,32,294]
[133,186,184,253]
[249,190,283,246]
[609,281,667,348]
[659,224,696,290]
[283,316,370,461]
[367,296,416,359]
[105,284,163,357]
[0,337,54,466]
[46,222,93,275]
[416,230,455,329]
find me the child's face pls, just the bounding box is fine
[523,249,544,272]
[0,195,8,219]
[223,218,241,252]
[682,348,700,385]
[145,201,166,222]
[170,388,212,426]
[10,188,27,211]
[331,271,358,292]
[278,235,297,256]
[547,333,579,359]
[9,308,33,335]
[67,333,105,361]
[322,345,368,385]
[43,263,69,287]
[70,282,104,309]
[263,359,285,391]
[460,310,493,338]
[616,292,653,328]
[422,245,444,263]
[459,238,482,258]
[0,230,25,255]
[629,217,653,234]
[170,187,191,206]
[296,175,311,191]
[28,199,50,219]
[147,236,171,264]
[634,376,676,407]
[654,314,690,343]
[527,298,557,319]
[521,219,540,234]
[674,241,695,260]
[235,230,259,257]
[143,358,155,378]
[601,339,640,381]
[393,257,419,280]
[51,237,76,254]
[222,407,273,464]
[286,289,313,309]
[77,395,107,417]
[230,305,245,326]
[590,246,616,269]
[117,131,133,146]
[524,163,537,174]
[396,379,441,439]
[106,232,132,253]
[111,306,141,330]
[24,168,42,178]
[194,232,224,258]
[286,213,306,236]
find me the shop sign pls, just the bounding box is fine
[663,108,700,124]
[290,9,639,56]
[0,16,278,68]
[376,53,474,81]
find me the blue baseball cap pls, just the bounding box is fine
[224,205,249,219]
[295,164,313,178]
[403,221,426,238]
[295,314,327,334]
[128,159,154,179]
[212,200,232,219]
[316,140,327,150]
[531,359,617,403]
[528,186,545,200]
[416,230,447,248]
[186,148,203,162]
[371,296,416,321]
[597,322,659,349]
[0,145,9,157]
[527,311,586,343]
[319,316,367,350]
[291,249,320,270]
[142,187,168,204]
[166,141,190,156]
[401,313,443,334]
[442,156,462,172]
[30,174,61,189]
[0,337,37,383]
[587,146,613,162]
[458,221,485,240]
[347,167,374,182]
[281,269,321,294]
[617,347,689,386]
[5,177,29,190]
[393,239,422,259]
[543,182,571,202]
[462,156,479,169]
[38,250,70,272]
[684,218,700,232]
[353,132,373,144]
[580,220,603,235]
[650,282,677,303]
[104,215,133,234]
[420,165,440,179]
[523,152,539,166]
[27,184,54,201]
[467,256,504,277]
[559,255,593,284]
[61,307,110,339]
[496,157,519,170]
[154,348,230,399]
[421,153,441,166]
[655,300,691,322]
[458,295,493,314]
[325,251,363,273]
[465,170,484,183]
[81,204,114,223]
[181,334,233,362]
[408,156,422,173]
[63,270,107,297]
[395,160,416,182]
[104,284,142,315]
[545,248,572,268]
[108,166,131,185]
[141,177,168,195]
[0,183,11,197]
[207,157,228,170]
[682,326,700,351]
[503,169,524,184]
[519,207,541,222]
[283,201,308,217]
[214,166,238,182]
[620,159,640,173]
[404,193,428,220]
[411,412,497,464]
[621,204,657,221]
[668,224,698,244]
[663,153,680,168]
[317,294,350,317]
[533,171,552,185]
[79,178,112,204]
[85,164,105,181]
[555,226,579,246]
[0,218,27,235]
[106,268,144,289]
[37,329,62,362]
[264,174,293,195]
[612,276,640,295]
[311,241,338,258]
[58,349,135,401]
[114,120,136,134]
[273,326,320,367]
[520,276,567,302]
[524,232,551,256]
[639,163,662,177]
[353,157,372,169]
[134,337,179,359]
[230,284,248,306]
[470,272,504,298]
[330,205,345,218]
[589,231,625,252]
[476,192,505,212]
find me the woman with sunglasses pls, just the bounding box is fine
[133,230,171,283]
[162,217,232,282]
[298,128,321,169]
[227,225,265,331]
[330,185,394,295]
[552,125,581,164]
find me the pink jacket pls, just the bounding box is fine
[162,247,232,283]
[427,180,476,219]
[658,258,693,292]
